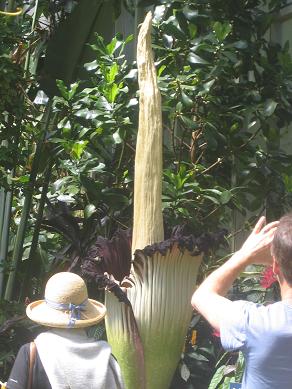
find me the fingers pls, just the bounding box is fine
[253,217,279,235]
[266,226,278,241]
[261,221,279,234]
[253,216,266,234]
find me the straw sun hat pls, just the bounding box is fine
[26,272,106,328]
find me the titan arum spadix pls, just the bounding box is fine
[103,12,203,389]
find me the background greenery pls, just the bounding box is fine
[0,0,292,387]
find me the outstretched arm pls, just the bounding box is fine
[191,216,279,331]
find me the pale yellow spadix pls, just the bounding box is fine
[132,11,164,254]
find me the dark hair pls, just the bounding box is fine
[271,213,292,285]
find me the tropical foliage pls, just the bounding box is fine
[0,0,292,387]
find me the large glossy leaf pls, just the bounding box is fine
[213,21,232,41]
[187,52,208,65]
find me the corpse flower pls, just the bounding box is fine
[82,12,224,389]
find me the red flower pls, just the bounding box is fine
[212,329,220,338]
[260,266,277,289]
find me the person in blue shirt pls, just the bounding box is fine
[191,214,292,389]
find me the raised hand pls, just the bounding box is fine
[239,216,279,265]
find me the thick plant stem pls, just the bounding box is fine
[4,103,53,301]
[132,12,164,253]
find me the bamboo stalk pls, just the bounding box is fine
[4,103,53,301]
[21,160,53,300]
[2,0,42,300]
[0,189,5,237]
[0,188,6,296]
[0,190,12,297]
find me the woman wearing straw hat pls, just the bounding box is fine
[6,272,125,389]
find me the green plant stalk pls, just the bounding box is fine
[21,160,53,300]
[2,0,42,299]
[28,160,53,261]
[4,103,53,301]
[0,188,5,240]
[0,189,12,297]
[0,191,12,272]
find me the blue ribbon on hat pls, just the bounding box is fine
[45,298,88,327]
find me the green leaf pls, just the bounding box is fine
[213,22,232,41]
[106,63,119,83]
[40,0,115,96]
[158,65,167,77]
[203,79,215,92]
[181,92,193,107]
[188,24,197,39]
[162,34,174,48]
[105,83,119,103]
[84,204,96,218]
[220,190,232,204]
[187,52,208,65]
[208,365,226,388]
[84,60,98,71]
[71,141,88,159]
[56,79,69,100]
[79,127,91,138]
[188,351,209,362]
[204,195,220,205]
[180,363,190,382]
[263,99,278,117]
[234,40,248,49]
[222,376,232,389]
[75,108,99,119]
[204,127,217,149]
[183,6,199,21]
[106,36,118,55]
[88,162,105,173]
[164,21,186,40]
[68,82,79,100]
[180,115,198,130]
[113,130,122,144]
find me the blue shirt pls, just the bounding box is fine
[220,300,292,389]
